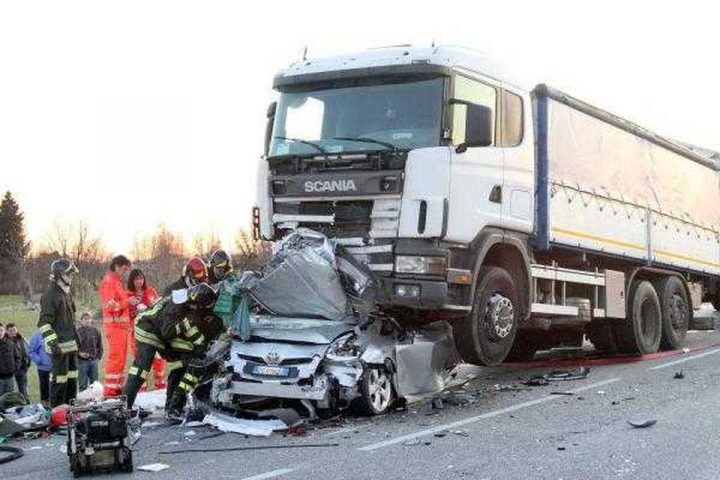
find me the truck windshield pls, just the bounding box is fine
[269,77,444,157]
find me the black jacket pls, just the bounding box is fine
[135,298,222,357]
[9,335,30,371]
[163,277,189,297]
[0,337,20,378]
[77,325,104,360]
[37,283,78,354]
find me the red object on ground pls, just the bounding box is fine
[99,270,131,397]
[50,404,70,427]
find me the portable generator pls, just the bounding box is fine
[66,398,134,476]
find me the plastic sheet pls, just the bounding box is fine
[247,229,350,320]
[201,411,286,437]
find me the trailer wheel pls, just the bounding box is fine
[655,276,689,350]
[456,266,519,366]
[614,281,662,354]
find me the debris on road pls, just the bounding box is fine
[524,377,550,387]
[0,445,24,464]
[674,371,685,379]
[201,412,286,437]
[546,367,590,381]
[550,391,574,396]
[138,463,170,472]
[628,419,657,429]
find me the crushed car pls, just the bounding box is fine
[200,229,461,417]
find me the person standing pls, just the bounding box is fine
[127,268,166,390]
[0,323,20,396]
[98,255,132,397]
[28,330,52,404]
[76,312,103,391]
[37,258,80,407]
[6,323,30,400]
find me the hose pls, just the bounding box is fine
[0,445,24,464]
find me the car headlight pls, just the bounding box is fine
[394,255,446,275]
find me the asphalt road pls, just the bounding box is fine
[5,331,720,480]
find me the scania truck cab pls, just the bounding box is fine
[255,45,720,366]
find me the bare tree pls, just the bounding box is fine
[191,230,222,258]
[234,229,272,271]
[132,224,187,290]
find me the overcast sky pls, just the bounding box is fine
[1,0,718,254]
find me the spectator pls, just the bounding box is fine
[6,323,31,400]
[127,268,166,389]
[76,312,103,391]
[0,322,20,396]
[28,330,52,404]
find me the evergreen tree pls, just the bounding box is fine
[0,191,32,295]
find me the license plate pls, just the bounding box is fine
[252,365,289,377]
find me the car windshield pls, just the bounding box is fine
[269,77,444,157]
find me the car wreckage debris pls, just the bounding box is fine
[628,419,657,429]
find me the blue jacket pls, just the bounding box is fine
[29,331,52,372]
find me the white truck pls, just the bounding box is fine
[253,45,720,366]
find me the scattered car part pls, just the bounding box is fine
[628,419,657,429]
[545,367,590,381]
[674,370,685,379]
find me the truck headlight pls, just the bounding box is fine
[394,256,446,275]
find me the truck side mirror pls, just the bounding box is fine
[450,99,493,153]
[264,101,277,156]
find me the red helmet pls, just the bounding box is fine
[183,256,208,286]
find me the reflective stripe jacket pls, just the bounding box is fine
[38,282,78,354]
[99,270,130,322]
[134,298,220,355]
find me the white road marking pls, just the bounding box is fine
[648,347,720,371]
[358,377,620,452]
[323,426,359,438]
[240,468,294,480]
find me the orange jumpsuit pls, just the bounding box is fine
[98,270,131,397]
[128,286,166,389]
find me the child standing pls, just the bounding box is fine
[76,313,103,391]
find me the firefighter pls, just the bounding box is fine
[207,249,234,284]
[38,259,80,407]
[122,282,218,413]
[98,255,132,397]
[163,256,209,296]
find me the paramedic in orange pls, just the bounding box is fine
[98,255,132,397]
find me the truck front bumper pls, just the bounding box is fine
[380,277,470,310]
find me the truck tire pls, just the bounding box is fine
[456,266,519,366]
[655,276,689,350]
[613,281,662,354]
[586,323,618,353]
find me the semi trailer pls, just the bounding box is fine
[253,45,720,366]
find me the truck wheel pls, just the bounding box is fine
[655,276,690,350]
[614,281,662,354]
[456,266,519,366]
[586,323,618,353]
[505,331,542,362]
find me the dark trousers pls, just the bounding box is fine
[165,360,187,411]
[77,359,99,391]
[37,369,50,403]
[50,353,78,407]
[15,368,29,400]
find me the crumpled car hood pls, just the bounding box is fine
[248,315,356,344]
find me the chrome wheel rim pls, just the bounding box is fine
[367,369,392,412]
